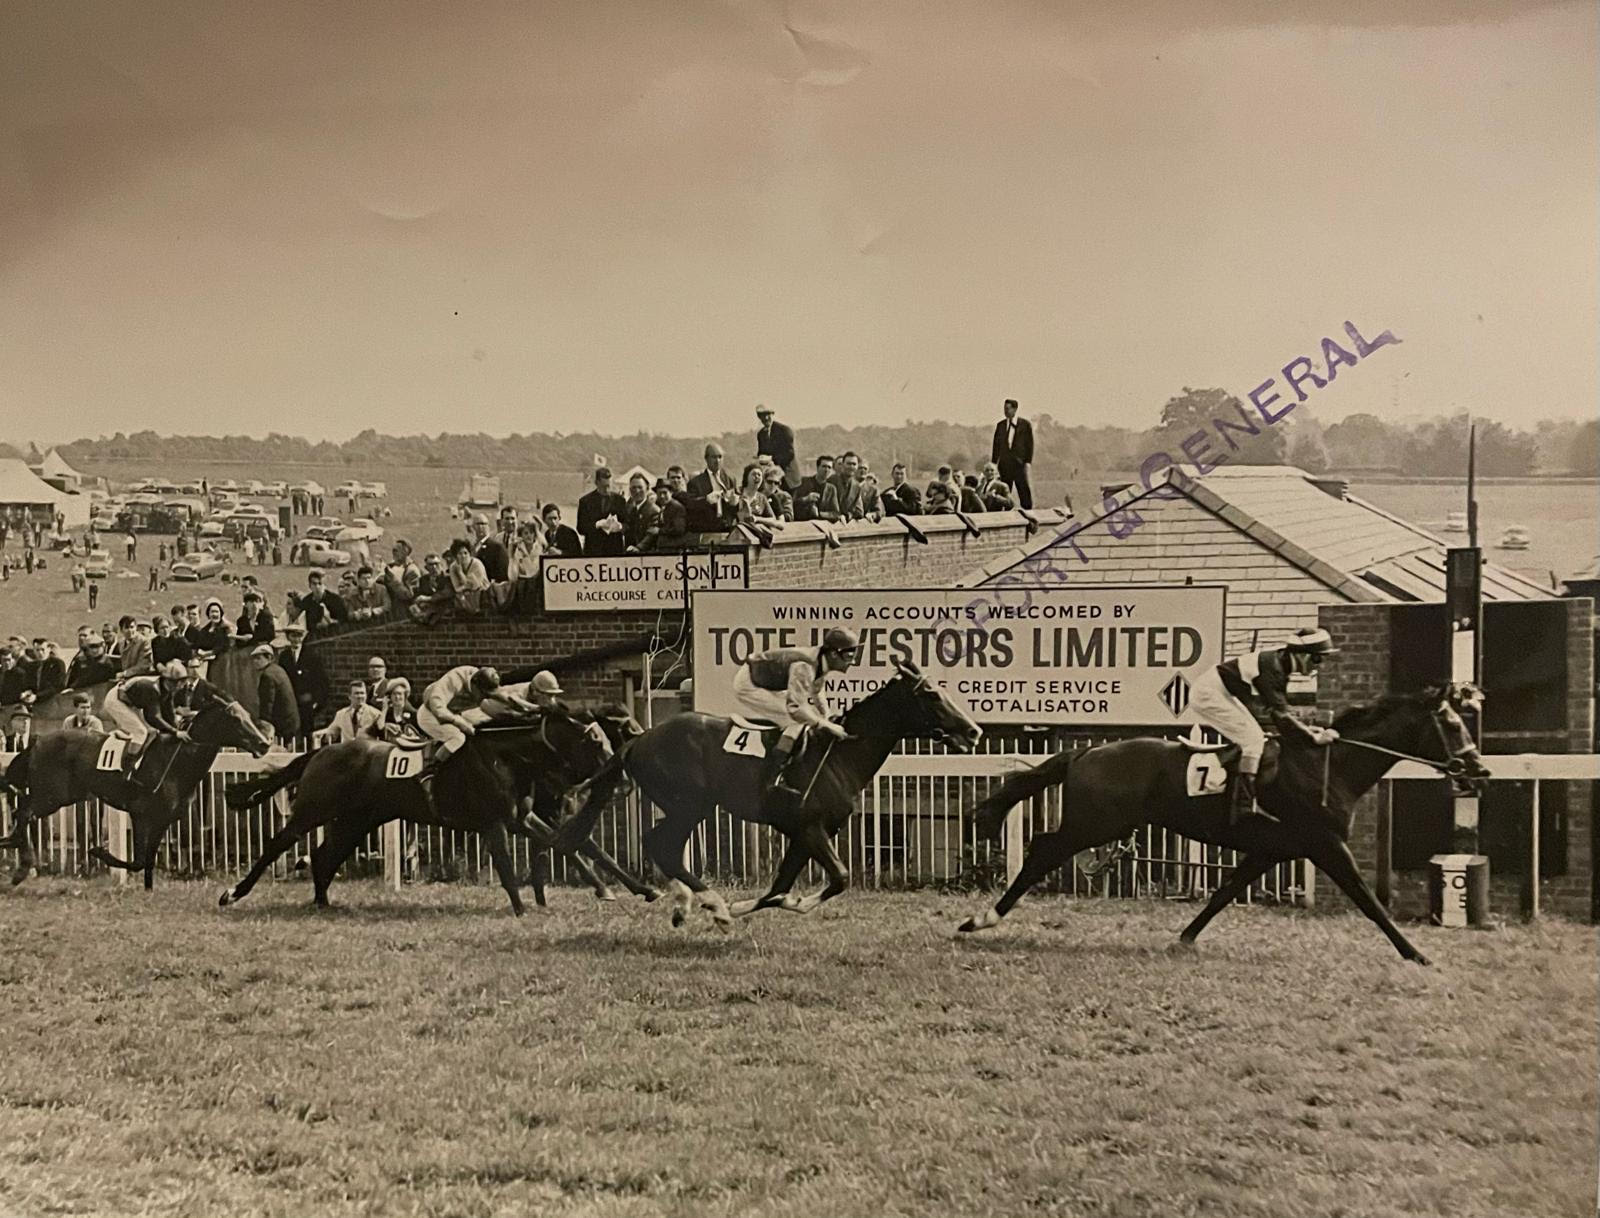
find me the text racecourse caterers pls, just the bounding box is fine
[692,586,1225,724]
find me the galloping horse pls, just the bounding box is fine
[219,708,621,916]
[957,683,1492,963]
[0,698,274,888]
[560,659,983,928]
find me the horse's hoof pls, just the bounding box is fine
[218,890,233,907]
[642,888,662,903]
[1408,952,1432,967]
[670,908,686,928]
[593,888,617,903]
[1169,937,1198,954]
[957,917,977,933]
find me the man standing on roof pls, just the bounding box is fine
[1189,627,1342,824]
[732,628,860,812]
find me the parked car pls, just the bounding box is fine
[170,550,225,581]
[261,480,288,498]
[303,516,345,542]
[197,520,225,538]
[243,480,266,495]
[85,549,112,579]
[292,538,352,568]
[335,480,363,498]
[338,517,385,542]
[178,482,205,496]
[360,481,388,498]
[230,503,269,517]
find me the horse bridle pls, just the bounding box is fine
[1333,701,1477,778]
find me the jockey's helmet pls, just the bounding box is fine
[472,666,501,693]
[821,627,861,657]
[529,670,563,696]
[1285,627,1340,658]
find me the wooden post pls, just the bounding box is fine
[384,819,401,891]
[105,805,129,886]
[1375,781,1393,908]
[1005,799,1027,882]
[1521,780,1540,921]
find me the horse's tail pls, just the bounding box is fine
[553,744,632,853]
[225,750,314,811]
[974,749,1076,842]
[0,744,30,798]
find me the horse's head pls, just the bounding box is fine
[842,659,983,752]
[189,697,274,757]
[1335,683,1491,792]
[584,704,644,753]
[512,705,614,782]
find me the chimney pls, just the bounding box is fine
[1310,477,1349,501]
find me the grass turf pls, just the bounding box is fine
[0,879,1593,1218]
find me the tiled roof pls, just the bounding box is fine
[963,465,1551,605]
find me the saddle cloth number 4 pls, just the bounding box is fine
[722,725,767,758]
[386,748,422,780]
[96,736,127,772]
[1187,753,1229,798]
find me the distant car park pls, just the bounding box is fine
[291,539,352,568]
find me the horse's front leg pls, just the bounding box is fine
[6,803,39,884]
[789,821,850,914]
[730,839,810,917]
[1304,832,1430,965]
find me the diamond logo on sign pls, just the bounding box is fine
[1159,672,1191,718]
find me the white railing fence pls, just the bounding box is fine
[2,748,1593,913]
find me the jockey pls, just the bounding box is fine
[467,669,563,725]
[732,627,861,809]
[100,661,192,776]
[414,665,537,783]
[1189,627,1341,823]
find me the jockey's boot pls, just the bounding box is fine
[763,738,807,817]
[1228,771,1257,826]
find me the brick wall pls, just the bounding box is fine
[1319,600,1594,922]
[304,509,1065,717]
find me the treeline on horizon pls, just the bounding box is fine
[6,391,1596,480]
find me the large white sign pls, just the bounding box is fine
[692,585,1226,725]
[542,551,747,611]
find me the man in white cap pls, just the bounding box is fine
[1189,627,1342,824]
[467,669,564,724]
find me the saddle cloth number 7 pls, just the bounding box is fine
[1187,753,1229,798]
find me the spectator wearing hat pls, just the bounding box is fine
[326,679,383,743]
[277,623,328,731]
[379,678,419,742]
[468,513,509,583]
[250,642,300,744]
[236,590,276,647]
[540,505,582,558]
[577,467,628,557]
[754,406,799,489]
[65,691,104,733]
[66,636,116,690]
[5,706,32,751]
[644,479,689,550]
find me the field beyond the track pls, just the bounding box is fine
[1,881,1592,1218]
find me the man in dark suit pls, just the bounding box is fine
[540,504,582,558]
[793,455,842,523]
[576,467,629,556]
[250,643,301,743]
[755,406,799,488]
[276,623,329,733]
[649,479,689,549]
[830,452,867,521]
[991,398,1034,509]
[881,463,922,516]
[293,571,348,633]
[621,472,661,553]
[685,445,739,532]
[469,513,510,582]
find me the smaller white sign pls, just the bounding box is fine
[385,748,422,780]
[96,736,127,772]
[543,552,747,612]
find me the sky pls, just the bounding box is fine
[1,0,1594,444]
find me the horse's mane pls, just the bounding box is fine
[839,670,916,731]
[1332,685,1445,733]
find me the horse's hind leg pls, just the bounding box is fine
[220,799,332,907]
[1304,834,1430,965]
[730,839,810,917]
[309,815,383,908]
[789,824,852,914]
[482,820,525,917]
[575,839,659,902]
[1176,854,1278,946]
[958,826,1094,933]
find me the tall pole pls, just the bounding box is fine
[1465,417,1478,550]
[1445,418,1484,883]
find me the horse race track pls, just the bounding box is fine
[1,882,1593,1218]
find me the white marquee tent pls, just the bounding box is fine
[0,458,91,527]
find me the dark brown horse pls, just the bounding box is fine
[560,659,983,928]
[218,708,626,916]
[0,698,274,888]
[957,684,1492,963]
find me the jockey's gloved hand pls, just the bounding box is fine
[821,721,849,740]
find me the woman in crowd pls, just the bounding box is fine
[737,463,776,525]
[190,598,233,656]
[149,614,193,666]
[510,521,544,580]
[379,677,419,742]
